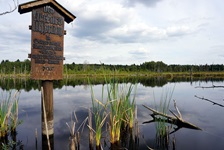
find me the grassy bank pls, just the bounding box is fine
[0,71,224,79]
[63,71,224,79]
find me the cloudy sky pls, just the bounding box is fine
[0,0,224,65]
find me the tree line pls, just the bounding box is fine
[0,59,224,75]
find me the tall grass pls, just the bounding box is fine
[106,81,137,144]
[153,86,175,148]
[89,83,108,148]
[106,81,123,144]
[0,90,20,138]
[89,76,137,147]
[122,84,137,129]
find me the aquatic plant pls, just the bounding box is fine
[88,75,138,147]
[66,111,88,150]
[89,83,108,148]
[10,95,20,132]
[105,78,137,144]
[154,87,174,137]
[0,90,20,138]
[152,86,175,149]
[106,81,123,144]
[121,84,137,129]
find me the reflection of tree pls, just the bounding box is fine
[1,77,224,91]
[0,0,18,16]
[195,95,224,108]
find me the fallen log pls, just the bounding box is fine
[142,101,202,133]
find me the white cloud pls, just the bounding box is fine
[129,47,150,61]
[123,0,162,7]
[166,25,192,37]
[0,0,223,65]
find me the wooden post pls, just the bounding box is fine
[41,80,54,150]
[42,80,54,135]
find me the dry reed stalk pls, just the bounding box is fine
[66,111,88,150]
[66,115,76,150]
[70,137,75,150]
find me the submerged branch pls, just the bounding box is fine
[173,100,182,120]
[195,95,224,108]
[195,85,224,88]
[142,103,202,132]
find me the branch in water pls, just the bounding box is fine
[195,95,224,108]
[142,101,202,132]
[195,85,224,88]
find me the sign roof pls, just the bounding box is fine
[18,0,76,23]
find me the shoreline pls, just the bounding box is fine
[0,71,224,79]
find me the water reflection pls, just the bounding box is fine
[0,78,224,149]
[1,76,224,91]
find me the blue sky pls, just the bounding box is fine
[0,0,224,65]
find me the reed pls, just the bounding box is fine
[121,84,137,129]
[89,83,108,147]
[88,72,138,147]
[10,93,20,132]
[66,111,88,150]
[0,90,20,138]
[154,86,175,148]
[106,81,123,144]
[106,78,137,144]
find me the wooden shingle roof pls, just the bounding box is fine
[18,0,76,23]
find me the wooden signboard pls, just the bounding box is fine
[18,1,76,142]
[18,0,76,80]
[30,6,64,80]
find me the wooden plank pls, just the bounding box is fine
[30,6,64,80]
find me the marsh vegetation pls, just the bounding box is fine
[0,90,22,149]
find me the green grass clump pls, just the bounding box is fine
[155,88,174,138]
[89,83,108,148]
[153,86,175,148]
[0,90,21,138]
[89,76,137,146]
[106,81,137,144]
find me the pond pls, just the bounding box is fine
[1,77,224,149]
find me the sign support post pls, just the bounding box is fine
[18,1,76,149]
[41,80,54,149]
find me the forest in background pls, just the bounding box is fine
[0,59,224,75]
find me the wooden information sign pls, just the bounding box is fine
[31,6,64,80]
[18,1,75,144]
[18,0,76,80]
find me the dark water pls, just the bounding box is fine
[1,78,224,149]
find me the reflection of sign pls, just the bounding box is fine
[30,6,64,80]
